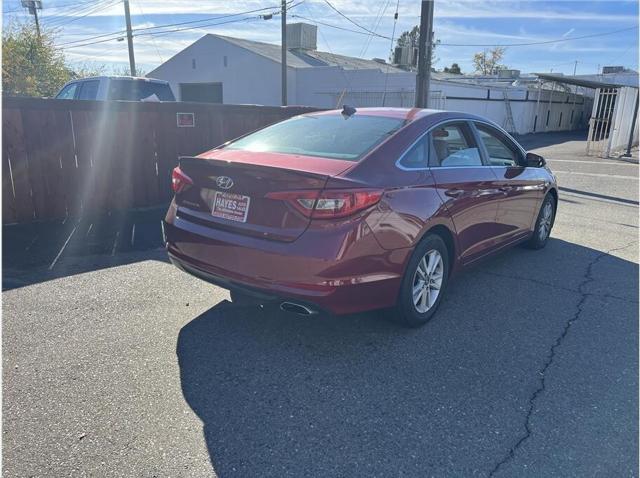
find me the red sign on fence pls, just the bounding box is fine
[176,112,195,127]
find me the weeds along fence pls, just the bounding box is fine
[2,97,318,224]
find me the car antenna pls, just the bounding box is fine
[341,104,356,119]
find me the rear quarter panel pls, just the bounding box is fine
[336,112,461,259]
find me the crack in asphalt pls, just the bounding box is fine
[487,241,638,477]
[481,270,639,305]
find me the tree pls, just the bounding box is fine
[2,22,104,97]
[110,65,148,77]
[391,25,439,69]
[472,47,507,75]
[2,23,73,97]
[444,63,462,74]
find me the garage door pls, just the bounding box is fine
[180,83,223,103]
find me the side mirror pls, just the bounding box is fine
[525,152,546,168]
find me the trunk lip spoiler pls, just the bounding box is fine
[178,154,355,178]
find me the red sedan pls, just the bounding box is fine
[164,107,557,327]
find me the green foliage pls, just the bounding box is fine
[444,63,462,74]
[2,22,106,97]
[2,22,71,97]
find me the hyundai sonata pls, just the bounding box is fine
[164,108,557,327]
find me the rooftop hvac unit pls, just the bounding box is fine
[286,23,317,50]
[602,66,624,74]
[393,46,418,67]
[497,69,520,79]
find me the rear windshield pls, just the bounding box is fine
[225,114,405,160]
[108,79,175,101]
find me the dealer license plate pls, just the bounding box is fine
[210,191,250,223]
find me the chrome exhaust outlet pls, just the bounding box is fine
[280,301,317,316]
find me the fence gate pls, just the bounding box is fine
[587,86,639,157]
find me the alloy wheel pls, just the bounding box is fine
[412,249,444,314]
[538,201,553,241]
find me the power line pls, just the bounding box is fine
[133,0,163,64]
[439,26,638,47]
[359,0,391,58]
[291,14,391,39]
[292,16,637,50]
[59,16,263,50]
[45,0,120,28]
[381,0,400,106]
[322,0,384,37]
[55,4,281,48]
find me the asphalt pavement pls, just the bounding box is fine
[3,130,638,477]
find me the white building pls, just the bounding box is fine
[148,23,591,135]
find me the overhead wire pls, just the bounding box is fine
[381,0,400,106]
[438,26,638,47]
[133,0,164,65]
[59,15,263,49]
[322,0,385,37]
[45,0,121,29]
[290,15,391,39]
[359,0,391,58]
[55,4,283,48]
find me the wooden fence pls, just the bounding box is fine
[2,97,318,224]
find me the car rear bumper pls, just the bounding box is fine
[164,204,409,314]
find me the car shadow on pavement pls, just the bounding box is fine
[176,238,638,477]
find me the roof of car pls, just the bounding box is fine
[307,107,464,123]
[67,76,169,83]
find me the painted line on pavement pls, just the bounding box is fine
[548,159,638,167]
[553,170,639,180]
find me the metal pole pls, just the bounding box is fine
[281,0,287,106]
[622,90,639,157]
[533,80,542,132]
[415,0,434,108]
[573,60,578,76]
[33,7,40,38]
[545,81,555,131]
[22,1,41,38]
[124,0,136,76]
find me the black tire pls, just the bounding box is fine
[526,193,556,250]
[392,233,450,328]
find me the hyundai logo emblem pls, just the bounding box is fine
[216,176,234,190]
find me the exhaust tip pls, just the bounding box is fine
[280,301,317,316]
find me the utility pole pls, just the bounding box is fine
[573,60,578,76]
[123,0,136,76]
[281,0,287,106]
[622,92,639,157]
[415,0,434,108]
[21,0,42,38]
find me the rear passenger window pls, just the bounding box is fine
[77,80,99,100]
[430,123,483,167]
[475,124,522,166]
[398,137,428,169]
[56,83,78,99]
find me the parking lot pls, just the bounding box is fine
[3,131,638,477]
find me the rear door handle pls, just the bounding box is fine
[444,188,464,198]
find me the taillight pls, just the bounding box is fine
[171,166,193,193]
[266,189,384,219]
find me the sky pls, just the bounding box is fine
[3,0,639,76]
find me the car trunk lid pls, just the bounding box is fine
[175,150,355,242]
